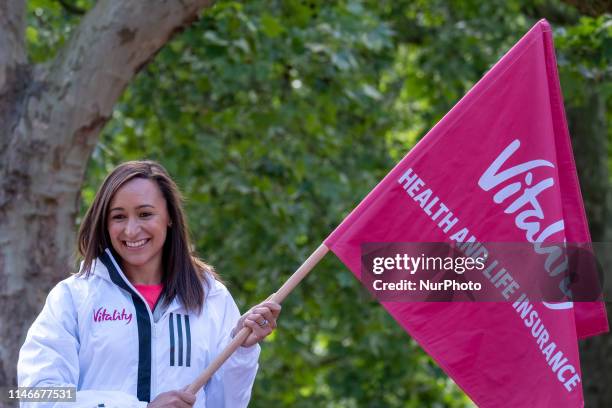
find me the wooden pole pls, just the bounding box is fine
[186,243,330,394]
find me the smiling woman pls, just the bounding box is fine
[17,161,281,408]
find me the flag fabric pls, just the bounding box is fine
[324,19,608,407]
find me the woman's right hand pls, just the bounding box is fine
[147,390,196,408]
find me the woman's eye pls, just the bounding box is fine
[140,212,152,218]
[112,214,126,220]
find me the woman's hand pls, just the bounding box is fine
[233,300,282,347]
[147,389,196,408]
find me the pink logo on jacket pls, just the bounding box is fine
[93,307,133,325]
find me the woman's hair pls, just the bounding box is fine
[77,160,216,313]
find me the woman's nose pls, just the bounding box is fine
[124,217,140,237]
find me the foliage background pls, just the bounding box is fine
[26,0,610,406]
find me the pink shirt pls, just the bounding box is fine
[134,284,164,311]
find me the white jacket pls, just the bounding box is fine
[18,249,260,407]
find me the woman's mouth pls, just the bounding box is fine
[123,239,150,248]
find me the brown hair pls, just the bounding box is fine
[77,160,216,313]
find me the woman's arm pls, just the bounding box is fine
[204,285,261,408]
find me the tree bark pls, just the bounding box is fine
[569,85,612,407]
[0,0,214,391]
[568,88,610,243]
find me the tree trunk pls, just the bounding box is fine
[0,0,214,393]
[568,88,610,243]
[568,85,612,406]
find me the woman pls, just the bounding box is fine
[18,161,280,407]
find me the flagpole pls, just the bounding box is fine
[186,243,330,394]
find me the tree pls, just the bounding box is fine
[0,0,215,388]
[555,14,612,406]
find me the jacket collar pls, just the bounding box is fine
[90,248,211,316]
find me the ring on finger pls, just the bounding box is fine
[258,319,269,327]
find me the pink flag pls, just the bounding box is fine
[325,20,608,407]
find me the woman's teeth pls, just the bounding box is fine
[124,239,148,248]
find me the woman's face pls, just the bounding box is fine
[107,178,171,278]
